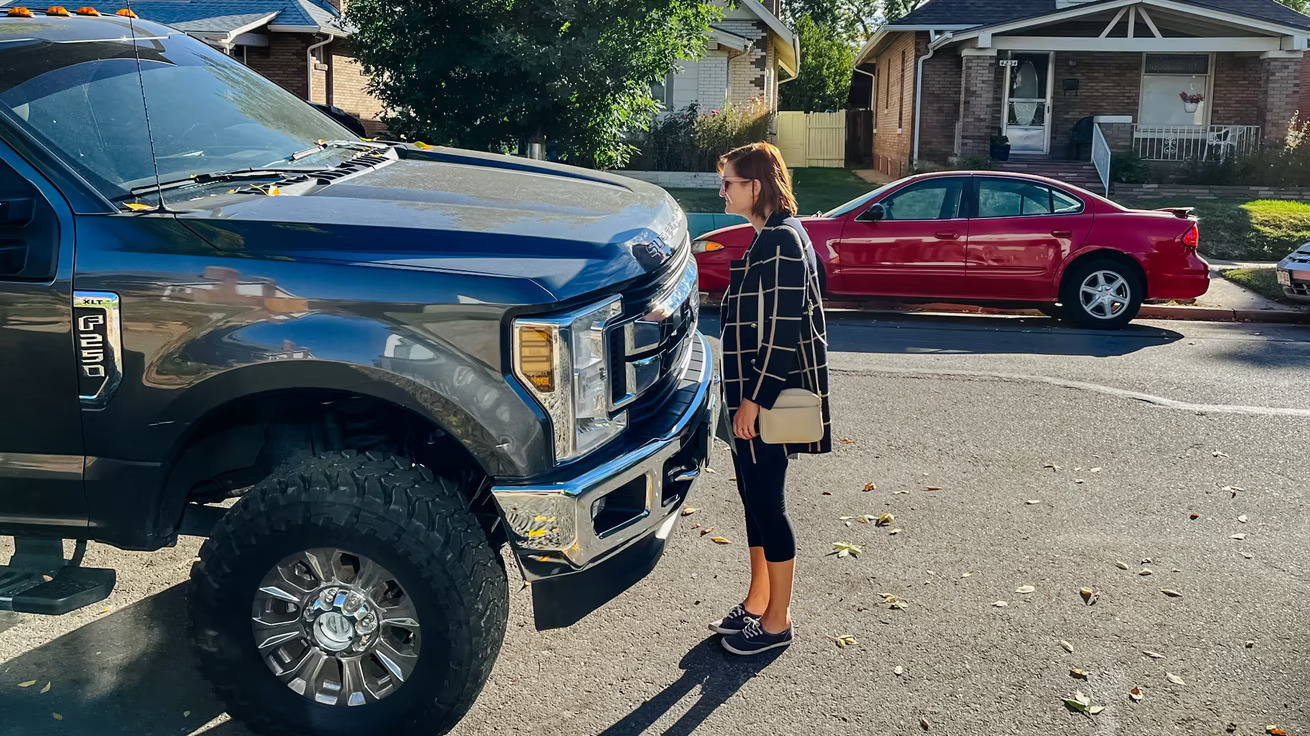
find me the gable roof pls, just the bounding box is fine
[0,0,351,35]
[890,0,1310,31]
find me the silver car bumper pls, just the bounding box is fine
[1277,244,1310,303]
[492,333,720,582]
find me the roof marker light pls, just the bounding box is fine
[115,7,136,16]
[6,6,34,15]
[45,5,70,15]
[76,6,100,14]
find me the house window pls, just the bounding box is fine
[651,73,671,107]
[883,61,889,111]
[898,50,906,130]
[1139,53,1211,127]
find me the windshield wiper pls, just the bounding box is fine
[289,139,381,161]
[127,167,330,198]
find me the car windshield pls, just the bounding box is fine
[821,180,900,218]
[0,32,356,201]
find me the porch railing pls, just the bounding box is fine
[1133,124,1262,162]
[1091,123,1111,197]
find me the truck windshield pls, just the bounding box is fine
[0,33,356,201]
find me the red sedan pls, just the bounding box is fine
[693,171,1208,329]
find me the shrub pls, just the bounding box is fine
[1110,151,1151,184]
[626,98,774,171]
[952,155,992,171]
[1178,114,1310,187]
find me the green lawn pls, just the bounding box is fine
[1220,268,1291,304]
[1115,198,1310,261]
[667,167,876,216]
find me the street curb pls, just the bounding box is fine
[699,295,1310,325]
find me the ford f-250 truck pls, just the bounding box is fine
[0,10,717,735]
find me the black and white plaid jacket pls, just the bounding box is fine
[720,211,832,458]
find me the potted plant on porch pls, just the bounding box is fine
[1179,91,1205,114]
[989,134,1011,161]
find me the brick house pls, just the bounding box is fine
[654,0,799,127]
[81,0,387,135]
[855,0,1310,181]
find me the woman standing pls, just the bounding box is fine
[709,142,831,656]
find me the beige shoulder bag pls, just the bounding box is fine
[753,234,824,445]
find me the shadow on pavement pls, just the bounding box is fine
[0,584,244,736]
[704,313,1185,358]
[596,636,781,736]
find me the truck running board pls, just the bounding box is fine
[0,538,115,615]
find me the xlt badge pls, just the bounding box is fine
[73,292,123,408]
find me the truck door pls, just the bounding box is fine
[0,144,88,533]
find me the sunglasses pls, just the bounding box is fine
[719,176,753,187]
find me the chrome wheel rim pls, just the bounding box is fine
[252,548,421,706]
[1078,270,1131,320]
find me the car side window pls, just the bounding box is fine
[879,179,965,221]
[977,178,1085,218]
[0,155,57,282]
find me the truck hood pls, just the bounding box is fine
[176,148,687,304]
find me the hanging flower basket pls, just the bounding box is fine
[1180,91,1205,114]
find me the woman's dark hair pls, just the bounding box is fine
[717,142,797,220]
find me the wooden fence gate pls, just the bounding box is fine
[775,111,847,168]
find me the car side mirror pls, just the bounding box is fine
[857,203,885,222]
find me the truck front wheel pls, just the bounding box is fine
[189,451,508,736]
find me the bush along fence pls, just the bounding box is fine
[1115,184,1310,201]
[622,99,773,172]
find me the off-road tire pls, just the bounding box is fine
[189,451,508,736]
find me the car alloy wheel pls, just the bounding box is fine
[1078,270,1132,320]
[252,547,421,707]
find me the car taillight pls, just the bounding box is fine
[1182,224,1198,248]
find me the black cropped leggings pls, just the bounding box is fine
[730,438,796,563]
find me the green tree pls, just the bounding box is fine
[780,15,856,112]
[1275,0,1310,13]
[345,0,721,168]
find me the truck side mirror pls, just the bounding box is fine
[858,203,886,222]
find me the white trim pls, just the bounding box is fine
[1136,52,1214,128]
[1138,7,1164,39]
[992,36,1283,52]
[1001,52,1055,155]
[1099,7,1128,38]
[940,0,1310,46]
[1128,6,1136,38]
[1282,35,1308,51]
[1261,49,1306,58]
[708,27,752,51]
[961,46,998,56]
[267,24,347,36]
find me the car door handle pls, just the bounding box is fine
[1051,229,1073,237]
[934,231,959,240]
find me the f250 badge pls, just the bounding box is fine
[73,292,123,408]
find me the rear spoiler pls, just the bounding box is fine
[1155,207,1196,220]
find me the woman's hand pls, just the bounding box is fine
[733,399,761,441]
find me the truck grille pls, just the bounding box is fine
[608,249,699,418]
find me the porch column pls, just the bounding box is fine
[1259,54,1302,142]
[958,54,997,157]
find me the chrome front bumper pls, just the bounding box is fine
[492,333,720,582]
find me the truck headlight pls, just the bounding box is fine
[513,297,625,462]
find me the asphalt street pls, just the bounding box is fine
[0,314,1306,736]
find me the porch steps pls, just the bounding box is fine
[991,159,1104,191]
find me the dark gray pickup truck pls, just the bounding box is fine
[0,11,717,735]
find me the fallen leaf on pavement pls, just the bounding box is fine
[833,634,858,648]
[1166,673,1186,685]
[700,527,714,536]
[960,572,974,578]
[1241,552,1254,559]
[1074,479,1085,484]
[1064,689,1092,712]
[1190,512,1200,520]
[1080,588,1099,605]
[1089,706,1105,715]
[832,542,862,557]
[39,682,50,694]
[840,438,855,444]
[1238,515,1248,523]
[17,681,36,688]
[690,523,700,529]
[821,491,831,495]
[1060,640,1074,653]
[894,666,904,676]
[1026,499,1041,505]
[1144,650,1165,659]
[890,600,908,610]
[1213,450,1229,457]
[1161,589,1182,598]
[889,528,902,535]
[681,506,697,516]
[881,593,898,603]
[859,514,878,523]
[925,486,941,491]
[1115,561,1129,570]
[52,714,62,721]
[1045,463,1061,471]
[1231,533,1247,540]
[710,536,732,545]
[993,601,1008,607]
[920,718,930,730]
[893,490,911,495]
[1070,668,1089,679]
[1245,640,1256,648]
[1139,569,1153,576]
[876,513,894,526]
[1016,585,1035,594]
[1091,467,1102,473]
[863,482,876,491]
[183,711,191,718]
[1129,687,1143,702]
[1268,727,1288,735]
